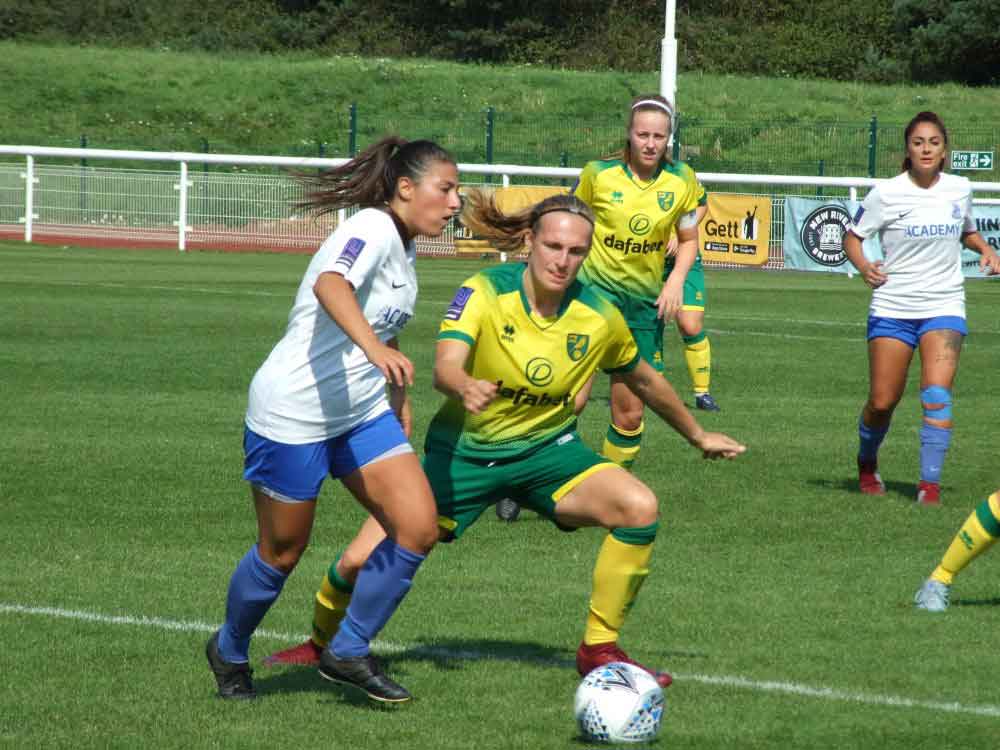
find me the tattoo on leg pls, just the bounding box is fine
[941,331,963,352]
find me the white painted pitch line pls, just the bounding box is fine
[3,602,999,719]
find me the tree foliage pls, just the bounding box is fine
[892,0,999,85]
[0,0,993,85]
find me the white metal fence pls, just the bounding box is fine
[2,145,999,268]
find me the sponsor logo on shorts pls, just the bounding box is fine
[445,286,474,320]
[801,205,851,266]
[335,237,366,269]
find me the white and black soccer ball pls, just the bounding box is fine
[574,662,665,744]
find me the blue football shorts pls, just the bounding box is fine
[866,315,967,349]
[243,410,413,502]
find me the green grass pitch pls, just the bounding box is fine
[2,241,1000,748]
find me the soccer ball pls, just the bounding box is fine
[574,662,665,744]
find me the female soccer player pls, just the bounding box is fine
[574,93,715,474]
[265,191,745,695]
[205,137,461,701]
[915,489,1000,611]
[844,111,1000,505]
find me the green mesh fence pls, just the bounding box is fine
[3,112,998,190]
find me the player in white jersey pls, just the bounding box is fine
[206,137,461,703]
[844,111,1000,505]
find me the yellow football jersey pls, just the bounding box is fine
[574,158,705,328]
[426,263,640,460]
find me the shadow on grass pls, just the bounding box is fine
[806,476,919,500]
[254,637,572,700]
[255,635,701,702]
[953,597,1000,608]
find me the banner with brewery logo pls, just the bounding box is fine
[784,197,1000,277]
[783,197,879,272]
[699,194,771,266]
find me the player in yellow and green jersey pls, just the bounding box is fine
[570,93,718,474]
[263,191,745,694]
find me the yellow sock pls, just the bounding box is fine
[584,525,657,645]
[683,334,711,395]
[312,570,352,648]
[931,492,1000,586]
[601,421,644,471]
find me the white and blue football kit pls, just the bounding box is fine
[244,207,417,500]
[850,170,977,491]
[850,171,975,338]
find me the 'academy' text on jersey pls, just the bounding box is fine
[904,223,962,239]
[377,305,412,331]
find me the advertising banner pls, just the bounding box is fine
[455,185,568,254]
[699,194,771,266]
[784,197,1000,277]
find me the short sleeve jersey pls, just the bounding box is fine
[425,263,640,461]
[245,208,418,443]
[574,158,704,328]
[850,171,975,319]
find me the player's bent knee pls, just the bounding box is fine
[618,487,658,528]
[260,541,308,575]
[396,515,439,555]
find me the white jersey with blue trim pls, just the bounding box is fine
[246,208,417,443]
[850,171,975,319]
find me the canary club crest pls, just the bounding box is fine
[567,333,590,361]
[657,191,674,211]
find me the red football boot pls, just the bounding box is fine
[263,639,323,667]
[576,641,672,688]
[917,480,941,506]
[858,458,886,495]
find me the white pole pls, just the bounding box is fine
[177,161,189,251]
[660,0,677,109]
[23,155,34,242]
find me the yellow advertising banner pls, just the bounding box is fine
[454,185,569,254]
[698,194,772,266]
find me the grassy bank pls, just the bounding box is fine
[2,42,999,176]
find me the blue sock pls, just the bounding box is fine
[919,423,951,483]
[858,417,889,462]
[330,538,425,658]
[217,544,288,663]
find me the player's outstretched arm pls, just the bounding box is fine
[623,359,745,459]
[432,339,498,414]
